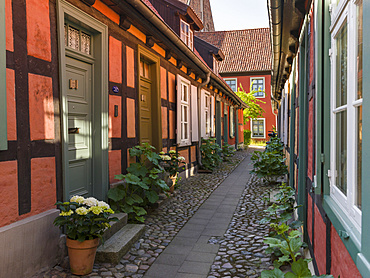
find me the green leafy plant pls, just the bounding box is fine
[200,138,222,171]
[221,143,236,162]
[261,224,334,278]
[159,150,186,177]
[251,136,288,184]
[244,130,252,145]
[53,196,117,242]
[107,143,169,223]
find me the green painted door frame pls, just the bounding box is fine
[0,0,6,150]
[235,108,239,148]
[289,60,296,189]
[216,100,222,146]
[57,0,109,201]
[224,105,228,144]
[297,27,308,240]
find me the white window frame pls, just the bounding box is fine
[229,106,235,138]
[224,78,237,92]
[250,118,265,139]
[204,92,211,138]
[329,0,362,230]
[177,75,191,146]
[180,19,193,50]
[250,77,265,98]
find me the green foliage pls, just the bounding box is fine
[53,197,117,242]
[200,138,222,171]
[250,136,288,184]
[221,143,236,162]
[235,84,265,124]
[244,130,252,145]
[107,143,169,223]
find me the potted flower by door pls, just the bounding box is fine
[54,196,117,275]
[160,150,186,192]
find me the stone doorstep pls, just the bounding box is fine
[95,224,145,265]
[102,212,128,243]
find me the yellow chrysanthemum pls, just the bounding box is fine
[90,206,103,215]
[104,208,115,214]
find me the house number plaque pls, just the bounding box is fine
[69,79,78,89]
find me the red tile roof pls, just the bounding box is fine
[141,0,164,20]
[195,28,272,73]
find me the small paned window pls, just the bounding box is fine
[251,78,265,97]
[181,82,190,142]
[251,119,265,138]
[230,107,235,138]
[329,0,362,230]
[225,79,237,92]
[180,20,193,50]
[64,23,92,55]
[140,60,150,79]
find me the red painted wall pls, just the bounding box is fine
[331,225,362,278]
[314,204,326,275]
[223,74,276,142]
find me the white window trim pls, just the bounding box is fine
[176,75,191,146]
[250,118,266,139]
[229,106,235,138]
[329,0,362,231]
[180,19,193,50]
[224,78,237,92]
[250,77,265,98]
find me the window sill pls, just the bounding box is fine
[323,195,361,261]
[178,141,191,147]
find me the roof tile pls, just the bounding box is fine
[195,28,272,73]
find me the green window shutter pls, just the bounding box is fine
[0,0,7,150]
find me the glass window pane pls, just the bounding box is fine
[68,25,80,51]
[357,1,363,100]
[335,110,347,195]
[336,23,347,107]
[357,106,362,209]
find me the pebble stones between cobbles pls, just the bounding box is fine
[32,151,249,278]
[207,174,275,278]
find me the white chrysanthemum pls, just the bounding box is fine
[83,197,98,207]
[70,195,85,204]
[178,156,186,161]
[169,150,176,154]
[97,201,110,209]
[75,207,89,215]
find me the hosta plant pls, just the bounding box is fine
[54,196,117,242]
[200,138,222,171]
[107,143,169,223]
[221,143,236,162]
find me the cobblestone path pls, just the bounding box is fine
[33,151,250,278]
[207,175,274,278]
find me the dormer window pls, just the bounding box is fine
[180,20,193,49]
[213,57,219,75]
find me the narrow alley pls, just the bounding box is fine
[34,148,274,278]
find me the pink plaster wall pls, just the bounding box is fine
[109,95,122,138]
[109,36,122,84]
[161,106,168,139]
[127,98,136,138]
[108,150,121,184]
[161,67,167,100]
[0,161,18,227]
[28,73,55,141]
[6,0,13,51]
[7,69,16,141]
[126,46,135,88]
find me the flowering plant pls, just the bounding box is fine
[54,196,117,242]
[159,150,186,178]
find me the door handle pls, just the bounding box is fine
[68,127,80,134]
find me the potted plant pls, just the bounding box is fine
[160,150,186,192]
[54,196,117,275]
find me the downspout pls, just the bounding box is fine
[197,72,211,168]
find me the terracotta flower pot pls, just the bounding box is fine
[66,237,99,275]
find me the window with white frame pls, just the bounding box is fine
[205,93,210,138]
[225,78,237,92]
[180,20,193,50]
[176,75,191,146]
[251,77,265,97]
[251,119,265,138]
[229,106,235,138]
[329,0,362,230]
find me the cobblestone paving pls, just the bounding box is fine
[32,151,249,278]
[207,174,274,278]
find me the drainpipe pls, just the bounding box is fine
[197,72,211,168]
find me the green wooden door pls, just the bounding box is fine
[139,61,153,145]
[65,56,93,198]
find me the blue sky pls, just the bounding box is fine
[211,0,269,31]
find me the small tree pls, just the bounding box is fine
[236,83,265,124]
